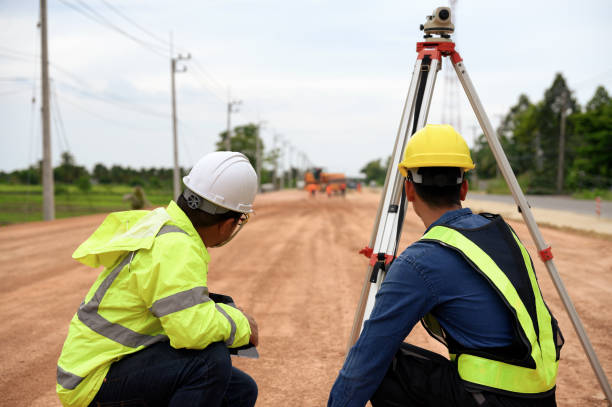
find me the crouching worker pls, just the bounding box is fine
[56,152,259,407]
[328,125,564,407]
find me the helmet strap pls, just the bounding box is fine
[408,168,464,186]
[183,188,230,214]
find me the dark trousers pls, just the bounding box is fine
[370,343,556,407]
[89,341,257,407]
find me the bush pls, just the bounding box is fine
[484,174,530,195]
[572,188,612,201]
[54,184,69,195]
[76,175,92,193]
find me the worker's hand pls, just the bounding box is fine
[242,310,259,347]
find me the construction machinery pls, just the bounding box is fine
[304,168,347,196]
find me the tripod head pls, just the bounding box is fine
[420,7,454,42]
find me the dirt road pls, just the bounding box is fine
[1,189,610,406]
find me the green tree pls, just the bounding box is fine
[93,163,112,184]
[54,151,88,184]
[360,157,388,185]
[531,73,580,192]
[216,123,262,168]
[585,85,611,112]
[472,134,498,179]
[496,94,539,175]
[567,86,612,189]
[76,174,92,193]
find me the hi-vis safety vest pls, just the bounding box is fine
[56,201,251,407]
[419,214,564,397]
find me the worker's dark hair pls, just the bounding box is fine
[177,193,242,228]
[410,167,463,208]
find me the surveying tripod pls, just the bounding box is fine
[347,6,612,403]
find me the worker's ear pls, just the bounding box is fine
[218,217,237,237]
[405,179,416,202]
[459,178,468,201]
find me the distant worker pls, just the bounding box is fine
[356,182,362,193]
[340,182,347,197]
[57,151,259,407]
[326,184,333,198]
[328,125,563,407]
[122,185,149,209]
[307,183,318,197]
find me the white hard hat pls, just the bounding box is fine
[182,151,257,214]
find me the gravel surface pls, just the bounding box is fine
[1,189,610,406]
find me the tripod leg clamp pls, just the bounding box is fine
[538,246,554,262]
[369,253,395,282]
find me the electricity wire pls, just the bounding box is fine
[50,79,71,153]
[97,0,170,49]
[58,92,163,133]
[57,0,168,59]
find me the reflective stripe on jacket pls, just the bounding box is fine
[56,201,251,407]
[419,214,563,396]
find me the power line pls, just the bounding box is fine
[59,91,163,134]
[187,67,226,104]
[97,0,170,48]
[0,45,38,60]
[0,89,30,96]
[57,0,168,58]
[53,78,168,119]
[190,58,226,93]
[50,80,71,153]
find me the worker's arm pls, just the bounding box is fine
[136,233,251,350]
[328,251,437,407]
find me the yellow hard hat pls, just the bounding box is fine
[398,124,475,178]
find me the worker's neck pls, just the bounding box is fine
[416,202,462,229]
[196,225,221,248]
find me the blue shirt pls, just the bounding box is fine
[328,208,515,407]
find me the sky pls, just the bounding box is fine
[1,0,611,178]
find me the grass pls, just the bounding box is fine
[472,177,612,201]
[571,188,612,201]
[0,184,173,225]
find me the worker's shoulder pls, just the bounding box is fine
[395,239,443,268]
[151,222,198,248]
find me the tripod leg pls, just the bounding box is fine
[347,56,441,350]
[453,58,612,402]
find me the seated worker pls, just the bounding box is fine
[328,125,563,407]
[56,151,260,407]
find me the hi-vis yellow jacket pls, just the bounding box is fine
[56,201,251,407]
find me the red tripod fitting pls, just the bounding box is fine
[416,41,463,65]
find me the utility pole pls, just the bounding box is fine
[556,91,568,193]
[170,36,190,200]
[283,140,290,188]
[255,122,265,192]
[273,134,280,190]
[40,0,54,220]
[287,143,293,188]
[226,91,241,150]
[277,135,284,190]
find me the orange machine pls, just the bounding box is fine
[304,168,346,197]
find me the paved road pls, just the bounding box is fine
[470,193,612,219]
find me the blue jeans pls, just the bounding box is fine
[89,341,257,407]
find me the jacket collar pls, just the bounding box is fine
[166,200,210,262]
[425,207,473,234]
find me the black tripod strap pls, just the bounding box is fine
[393,181,407,260]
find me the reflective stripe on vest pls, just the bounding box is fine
[150,286,212,318]
[57,365,84,390]
[215,304,237,346]
[420,225,558,395]
[57,224,190,389]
